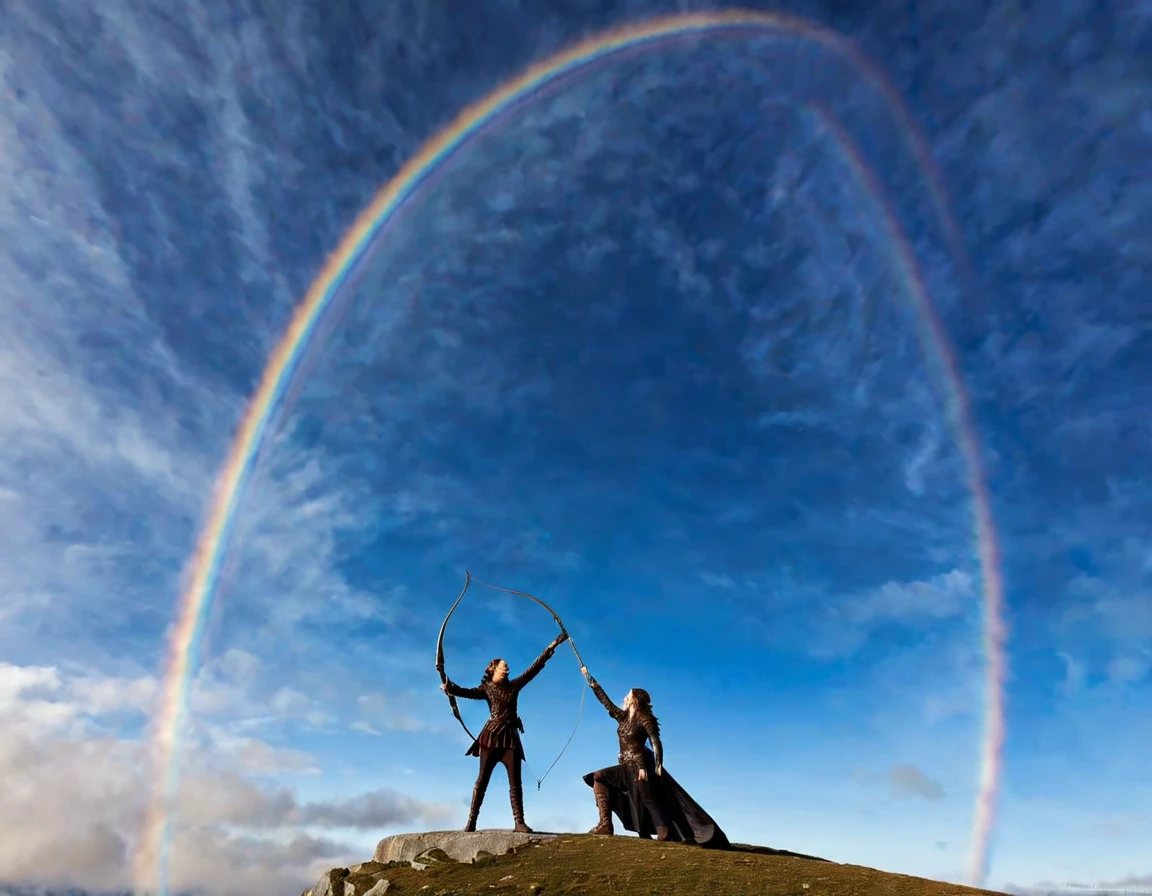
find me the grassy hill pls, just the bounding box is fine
[337,834,1010,896]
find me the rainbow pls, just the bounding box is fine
[809,108,1007,885]
[135,9,1006,895]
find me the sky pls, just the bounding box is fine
[1,0,1150,895]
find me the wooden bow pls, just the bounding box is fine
[434,570,586,788]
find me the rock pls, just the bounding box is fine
[310,868,349,896]
[349,861,387,875]
[346,878,390,896]
[333,861,393,896]
[373,830,557,866]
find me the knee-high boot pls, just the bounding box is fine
[509,783,533,833]
[588,784,613,835]
[464,776,488,832]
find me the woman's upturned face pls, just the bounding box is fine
[492,660,510,681]
[622,689,635,710]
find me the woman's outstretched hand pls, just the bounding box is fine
[551,631,570,650]
[439,683,447,691]
[580,665,591,681]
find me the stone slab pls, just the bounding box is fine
[373,830,557,866]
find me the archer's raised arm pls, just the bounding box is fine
[510,639,560,691]
[586,675,625,722]
[444,679,486,700]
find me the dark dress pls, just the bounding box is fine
[445,644,555,761]
[583,679,729,849]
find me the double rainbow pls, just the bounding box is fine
[135,10,1005,894]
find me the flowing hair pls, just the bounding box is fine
[631,687,660,739]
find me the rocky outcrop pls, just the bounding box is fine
[305,831,554,896]
[303,861,392,896]
[372,829,557,866]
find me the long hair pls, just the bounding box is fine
[481,658,504,685]
[630,687,660,739]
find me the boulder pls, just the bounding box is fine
[373,830,557,866]
[309,868,348,896]
[342,863,392,896]
[308,864,392,896]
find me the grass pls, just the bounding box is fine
[345,834,1011,896]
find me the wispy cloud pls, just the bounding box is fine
[855,764,947,802]
[0,6,460,894]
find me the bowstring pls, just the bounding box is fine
[467,572,586,790]
[523,646,587,790]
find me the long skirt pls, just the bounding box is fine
[582,747,729,849]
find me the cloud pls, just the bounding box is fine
[1093,813,1148,838]
[1056,651,1087,698]
[846,570,975,627]
[0,41,441,888]
[1105,653,1151,685]
[0,11,503,888]
[1094,873,1152,889]
[855,764,946,802]
[888,764,946,801]
[0,661,449,895]
[1006,873,1152,896]
[808,569,977,659]
[354,693,432,734]
[1054,574,1152,692]
[163,830,359,896]
[303,790,454,829]
[3,2,1148,894]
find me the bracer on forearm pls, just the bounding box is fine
[589,678,626,721]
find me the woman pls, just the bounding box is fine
[580,666,729,848]
[441,631,569,833]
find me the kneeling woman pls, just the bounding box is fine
[441,632,568,833]
[580,666,728,848]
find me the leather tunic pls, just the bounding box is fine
[446,644,555,755]
[588,678,663,771]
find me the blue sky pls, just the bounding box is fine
[1,1,1150,895]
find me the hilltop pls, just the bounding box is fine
[309,832,1010,896]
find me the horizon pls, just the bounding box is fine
[1,1,1149,895]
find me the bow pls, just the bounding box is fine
[435,572,478,744]
[435,570,586,788]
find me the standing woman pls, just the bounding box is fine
[580,666,729,848]
[441,631,569,832]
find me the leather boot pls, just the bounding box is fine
[588,788,613,835]
[464,778,487,832]
[510,784,533,833]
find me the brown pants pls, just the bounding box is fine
[476,745,522,792]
